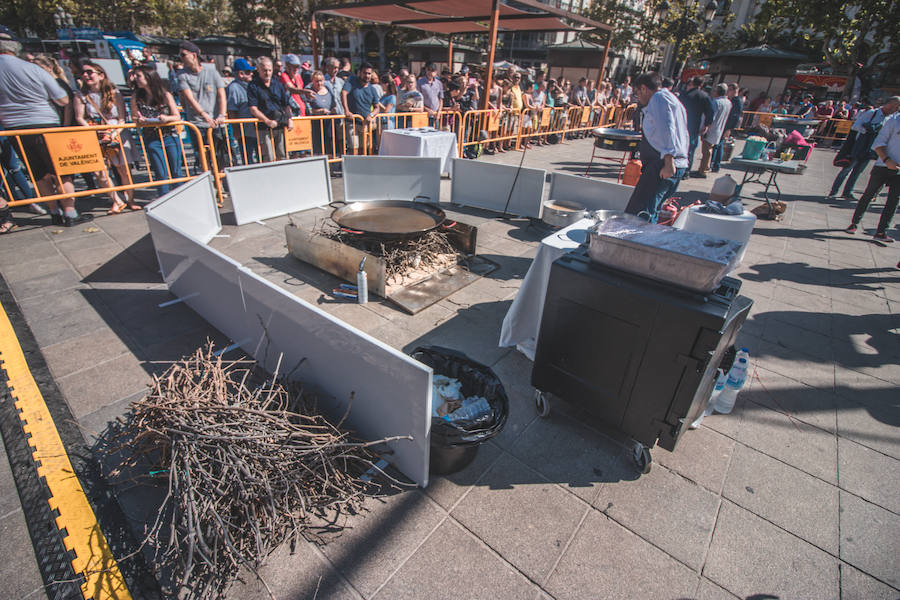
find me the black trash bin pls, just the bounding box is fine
[412,346,509,475]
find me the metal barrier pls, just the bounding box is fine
[366,110,460,156]
[208,114,365,206]
[0,121,206,208]
[458,108,522,155]
[736,111,801,132]
[812,118,852,143]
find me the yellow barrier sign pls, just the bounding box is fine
[541,108,551,127]
[488,111,500,132]
[43,130,105,175]
[411,112,429,128]
[285,120,313,152]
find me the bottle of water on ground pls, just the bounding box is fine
[714,356,749,414]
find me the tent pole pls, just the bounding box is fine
[311,14,320,70]
[596,29,611,88]
[481,0,501,110]
[448,35,453,73]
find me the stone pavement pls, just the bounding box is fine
[0,136,898,599]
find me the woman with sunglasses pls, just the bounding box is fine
[130,65,183,198]
[74,62,138,213]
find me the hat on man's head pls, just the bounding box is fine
[301,61,311,69]
[284,54,301,66]
[0,24,22,54]
[233,58,255,72]
[179,41,201,56]
[425,62,437,71]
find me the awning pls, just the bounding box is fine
[316,0,609,34]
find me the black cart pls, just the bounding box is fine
[530,248,752,473]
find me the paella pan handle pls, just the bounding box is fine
[440,220,457,229]
[413,195,432,203]
[328,200,348,208]
[340,227,364,234]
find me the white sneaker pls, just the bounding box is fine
[28,203,48,215]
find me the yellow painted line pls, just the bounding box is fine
[0,303,132,600]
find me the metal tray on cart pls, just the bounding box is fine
[588,217,742,293]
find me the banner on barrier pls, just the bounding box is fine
[581,107,591,124]
[411,113,429,128]
[285,120,313,152]
[488,111,500,132]
[540,108,551,127]
[43,130,105,175]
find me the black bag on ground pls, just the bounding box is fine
[834,130,858,167]
[412,346,509,446]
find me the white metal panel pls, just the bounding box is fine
[144,172,221,244]
[450,159,546,218]
[547,172,632,212]
[226,156,332,225]
[145,213,255,349]
[237,268,432,487]
[342,156,441,203]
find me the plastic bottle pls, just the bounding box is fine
[690,369,727,429]
[445,397,491,422]
[714,357,748,414]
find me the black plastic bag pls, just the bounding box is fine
[412,346,509,446]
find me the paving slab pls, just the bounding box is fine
[544,509,698,600]
[0,508,45,600]
[704,501,838,600]
[722,444,839,554]
[316,490,445,598]
[654,425,735,494]
[695,578,740,600]
[55,352,151,420]
[840,563,900,600]
[834,393,900,460]
[372,519,541,600]
[593,462,720,570]
[839,491,900,588]
[450,452,589,583]
[837,436,900,514]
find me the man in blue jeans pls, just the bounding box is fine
[846,107,900,242]
[625,72,689,222]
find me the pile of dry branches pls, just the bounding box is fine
[317,222,458,283]
[104,345,405,599]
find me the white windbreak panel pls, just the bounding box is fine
[144,172,221,243]
[226,156,332,225]
[450,159,546,218]
[342,156,442,203]
[548,172,631,212]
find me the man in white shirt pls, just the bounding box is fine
[624,72,689,222]
[694,83,731,178]
[846,101,900,242]
[830,97,899,200]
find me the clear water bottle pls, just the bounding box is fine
[690,369,727,429]
[445,397,491,423]
[714,357,748,414]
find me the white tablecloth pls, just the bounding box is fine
[673,205,756,265]
[378,128,459,175]
[499,218,595,360]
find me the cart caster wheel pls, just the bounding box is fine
[632,444,651,474]
[534,390,551,418]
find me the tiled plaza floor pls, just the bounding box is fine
[0,136,898,599]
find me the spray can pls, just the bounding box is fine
[357,257,368,304]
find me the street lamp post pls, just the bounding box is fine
[657,0,718,79]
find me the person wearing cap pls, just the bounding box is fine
[0,29,94,227]
[624,72,689,222]
[417,63,443,125]
[846,104,900,243]
[279,54,308,117]
[226,58,259,164]
[177,41,228,171]
[829,97,899,201]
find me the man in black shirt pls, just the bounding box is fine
[679,76,713,177]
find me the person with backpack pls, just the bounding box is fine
[845,101,900,242]
[829,97,899,201]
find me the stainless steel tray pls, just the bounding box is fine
[588,218,742,293]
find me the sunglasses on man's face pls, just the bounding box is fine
[82,70,98,76]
